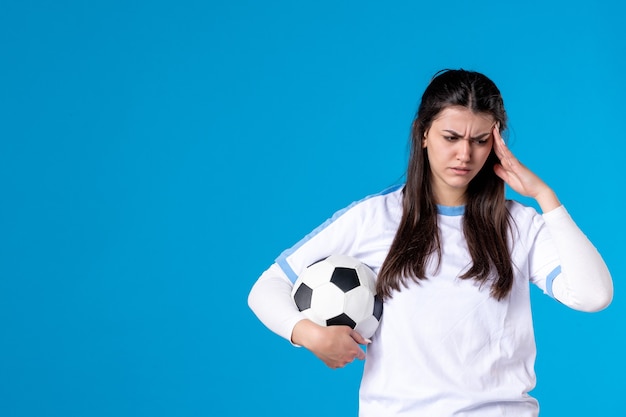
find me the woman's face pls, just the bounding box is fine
[423,106,495,206]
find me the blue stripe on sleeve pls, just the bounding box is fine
[277,256,298,283]
[275,184,403,283]
[545,265,562,298]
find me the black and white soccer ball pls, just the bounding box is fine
[291,254,383,339]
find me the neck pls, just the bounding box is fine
[433,190,466,207]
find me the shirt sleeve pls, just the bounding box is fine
[248,198,370,343]
[274,198,371,283]
[247,263,306,342]
[542,206,613,312]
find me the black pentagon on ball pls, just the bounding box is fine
[330,267,360,292]
[373,294,383,320]
[326,313,357,329]
[293,283,313,311]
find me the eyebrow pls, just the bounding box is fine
[442,129,492,140]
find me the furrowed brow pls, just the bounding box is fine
[442,129,491,140]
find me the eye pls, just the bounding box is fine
[472,138,489,145]
[443,136,459,142]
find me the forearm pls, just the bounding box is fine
[248,265,368,368]
[543,206,613,312]
[248,264,306,341]
[534,187,561,214]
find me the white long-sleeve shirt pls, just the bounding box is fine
[248,186,613,417]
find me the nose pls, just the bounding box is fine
[457,139,471,162]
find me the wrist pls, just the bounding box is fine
[535,188,561,213]
[291,319,323,348]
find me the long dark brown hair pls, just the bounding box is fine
[376,69,513,301]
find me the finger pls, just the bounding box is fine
[493,123,509,149]
[492,125,519,168]
[493,141,506,162]
[492,127,508,161]
[337,354,359,368]
[350,329,371,345]
[494,140,516,170]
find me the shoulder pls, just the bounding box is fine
[275,184,404,281]
[290,184,403,244]
[506,199,541,221]
[358,184,403,209]
[506,199,548,239]
[311,184,404,244]
[335,184,403,218]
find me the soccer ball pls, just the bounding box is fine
[291,254,383,339]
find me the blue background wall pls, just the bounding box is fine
[1,1,624,415]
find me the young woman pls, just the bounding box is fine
[248,69,613,416]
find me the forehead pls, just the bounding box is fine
[432,106,494,129]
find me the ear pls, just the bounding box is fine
[422,131,428,149]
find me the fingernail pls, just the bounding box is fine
[364,338,372,344]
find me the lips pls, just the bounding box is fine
[450,166,471,175]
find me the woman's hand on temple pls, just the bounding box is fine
[492,125,561,213]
